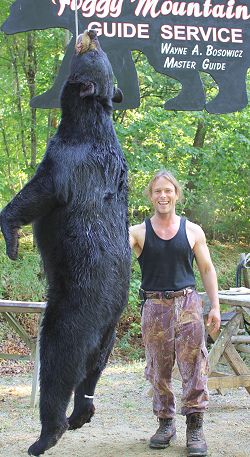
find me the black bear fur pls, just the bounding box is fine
[0,30,130,456]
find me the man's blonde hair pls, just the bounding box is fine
[146,170,183,201]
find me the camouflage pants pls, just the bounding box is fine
[141,290,209,418]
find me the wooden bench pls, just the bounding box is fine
[203,288,250,393]
[172,288,250,393]
[0,300,46,407]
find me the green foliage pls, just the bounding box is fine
[194,241,249,291]
[0,229,45,344]
[0,232,45,301]
[0,6,65,204]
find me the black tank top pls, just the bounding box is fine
[138,217,196,291]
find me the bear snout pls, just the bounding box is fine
[88,29,97,40]
[75,30,100,55]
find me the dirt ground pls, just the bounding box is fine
[0,360,249,457]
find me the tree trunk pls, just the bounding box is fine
[25,33,37,170]
[185,120,207,220]
[0,120,11,181]
[5,36,29,169]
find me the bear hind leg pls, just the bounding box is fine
[28,381,72,456]
[164,71,205,111]
[205,67,248,114]
[68,329,116,430]
[28,332,80,455]
[68,373,98,430]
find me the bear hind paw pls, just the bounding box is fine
[68,404,95,430]
[28,422,68,456]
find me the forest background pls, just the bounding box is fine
[0,0,249,361]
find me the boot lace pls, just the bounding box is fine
[158,418,173,433]
[188,414,203,441]
[191,428,201,441]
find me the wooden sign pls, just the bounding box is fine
[1,0,250,112]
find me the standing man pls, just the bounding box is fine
[130,170,220,456]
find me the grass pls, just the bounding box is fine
[195,240,249,291]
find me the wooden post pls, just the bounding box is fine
[240,253,250,288]
[208,374,250,390]
[231,335,250,344]
[208,313,242,374]
[30,313,43,408]
[209,326,250,395]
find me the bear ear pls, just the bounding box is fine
[80,81,95,98]
[112,87,123,103]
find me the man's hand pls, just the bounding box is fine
[207,308,221,334]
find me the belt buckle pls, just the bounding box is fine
[164,290,173,299]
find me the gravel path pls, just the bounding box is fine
[0,361,249,457]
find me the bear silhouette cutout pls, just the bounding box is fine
[1,0,250,113]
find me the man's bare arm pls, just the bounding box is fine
[129,226,137,249]
[129,223,145,258]
[193,225,221,333]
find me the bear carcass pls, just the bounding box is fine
[0,29,130,456]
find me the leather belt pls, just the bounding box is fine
[139,288,194,300]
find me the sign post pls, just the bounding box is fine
[1,0,250,112]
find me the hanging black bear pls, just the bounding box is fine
[0,30,131,456]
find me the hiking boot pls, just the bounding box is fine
[149,417,176,449]
[186,413,207,456]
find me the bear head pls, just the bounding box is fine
[66,29,123,111]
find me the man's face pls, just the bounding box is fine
[150,177,178,215]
